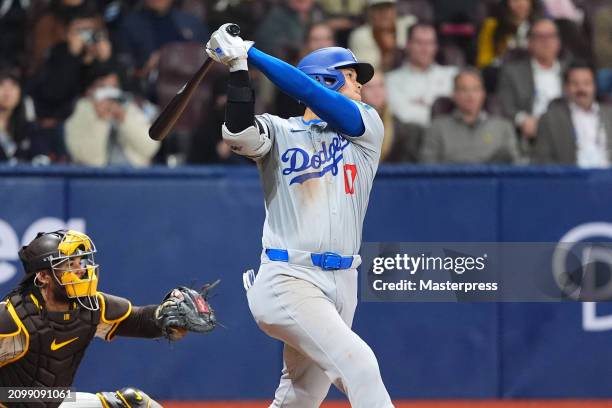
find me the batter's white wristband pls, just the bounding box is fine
[229,59,248,72]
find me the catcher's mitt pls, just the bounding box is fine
[155,280,220,340]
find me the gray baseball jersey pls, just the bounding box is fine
[246,100,394,406]
[254,101,384,255]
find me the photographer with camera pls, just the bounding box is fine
[29,0,103,76]
[66,15,111,67]
[64,66,159,166]
[29,6,114,162]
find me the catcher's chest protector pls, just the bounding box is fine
[0,292,99,407]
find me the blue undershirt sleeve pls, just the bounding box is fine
[247,47,365,137]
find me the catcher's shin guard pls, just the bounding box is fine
[97,387,162,408]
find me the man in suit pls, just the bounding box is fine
[497,18,563,140]
[534,61,612,167]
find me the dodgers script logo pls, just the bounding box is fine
[281,136,350,185]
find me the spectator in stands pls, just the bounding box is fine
[348,0,415,72]
[386,22,458,128]
[0,0,30,67]
[362,71,421,162]
[204,0,269,45]
[420,68,519,164]
[534,61,612,167]
[477,0,542,68]
[64,67,158,166]
[0,66,32,163]
[430,0,483,65]
[542,0,583,23]
[29,0,101,75]
[497,18,564,141]
[594,3,612,98]
[254,0,326,59]
[542,0,591,63]
[116,0,208,92]
[318,0,365,19]
[302,22,336,58]
[317,0,364,46]
[29,7,113,162]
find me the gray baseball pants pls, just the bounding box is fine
[247,261,394,408]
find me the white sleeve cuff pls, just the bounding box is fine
[229,59,248,72]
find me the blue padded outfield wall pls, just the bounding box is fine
[1,165,612,399]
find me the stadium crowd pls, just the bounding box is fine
[0,0,610,167]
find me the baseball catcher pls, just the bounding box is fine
[0,230,218,407]
[206,23,393,408]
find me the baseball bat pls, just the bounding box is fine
[148,24,241,141]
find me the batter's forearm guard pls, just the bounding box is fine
[225,70,255,133]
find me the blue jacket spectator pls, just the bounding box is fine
[117,0,208,74]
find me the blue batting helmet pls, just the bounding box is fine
[297,47,375,91]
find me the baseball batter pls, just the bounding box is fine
[207,24,393,407]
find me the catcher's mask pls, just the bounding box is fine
[19,230,100,311]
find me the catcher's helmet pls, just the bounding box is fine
[297,47,375,91]
[19,230,100,310]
